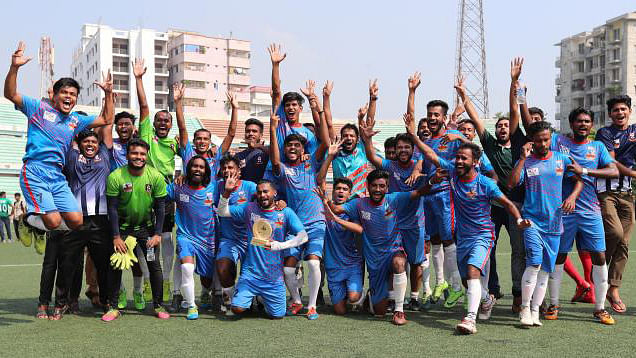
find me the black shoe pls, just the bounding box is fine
[168,294,183,313]
[386,300,395,313]
[211,294,223,312]
[317,289,325,306]
[407,298,421,311]
[68,301,80,314]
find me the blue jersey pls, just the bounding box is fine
[215,180,257,244]
[274,104,320,158]
[342,192,411,271]
[110,138,128,170]
[479,153,494,173]
[332,142,372,197]
[229,204,304,282]
[424,129,464,192]
[324,212,363,270]
[18,96,95,167]
[518,151,575,234]
[439,158,503,238]
[595,124,636,192]
[167,182,216,250]
[381,158,422,229]
[179,141,223,180]
[551,134,614,214]
[274,160,325,226]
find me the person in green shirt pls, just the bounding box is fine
[106,138,169,320]
[134,58,185,301]
[0,192,13,242]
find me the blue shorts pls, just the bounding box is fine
[561,213,606,253]
[286,223,325,260]
[216,239,247,263]
[176,236,215,279]
[424,190,454,241]
[326,267,363,305]
[523,226,560,273]
[20,161,79,214]
[232,274,286,318]
[456,234,494,279]
[368,250,403,304]
[400,228,426,265]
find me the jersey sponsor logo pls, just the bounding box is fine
[275,213,284,228]
[585,146,596,160]
[559,144,570,156]
[304,161,311,169]
[437,143,448,152]
[179,194,190,203]
[114,143,122,151]
[145,184,152,193]
[43,111,57,122]
[527,167,540,177]
[614,139,621,148]
[361,210,371,221]
[204,192,214,206]
[123,183,133,192]
[237,192,247,204]
[284,167,295,176]
[69,117,79,129]
[629,133,636,142]
[555,160,564,175]
[466,189,477,199]
[384,208,394,218]
[256,155,263,165]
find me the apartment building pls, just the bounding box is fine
[167,30,251,119]
[555,12,636,131]
[71,24,170,111]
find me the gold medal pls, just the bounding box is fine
[251,219,272,247]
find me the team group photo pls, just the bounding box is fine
[1,1,636,356]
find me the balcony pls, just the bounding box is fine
[155,67,169,76]
[155,85,169,93]
[229,74,250,86]
[154,49,168,57]
[229,56,250,69]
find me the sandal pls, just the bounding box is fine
[36,305,49,319]
[49,305,68,321]
[606,294,627,314]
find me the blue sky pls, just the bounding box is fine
[0,1,633,122]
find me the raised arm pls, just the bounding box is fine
[317,137,344,185]
[4,41,32,108]
[407,72,421,119]
[509,57,523,135]
[322,81,335,141]
[359,108,383,168]
[268,44,286,108]
[507,142,531,190]
[269,108,282,175]
[90,70,114,128]
[367,79,378,126]
[314,98,331,161]
[300,80,323,130]
[454,75,486,137]
[133,58,150,123]
[447,101,465,130]
[220,90,239,154]
[404,113,440,167]
[171,82,188,148]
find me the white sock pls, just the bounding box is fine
[133,275,143,294]
[181,263,195,307]
[548,264,564,306]
[284,267,302,304]
[531,270,550,311]
[136,246,150,280]
[444,244,462,291]
[410,291,419,300]
[432,245,444,284]
[422,254,431,295]
[480,259,490,300]
[222,286,235,305]
[593,264,609,311]
[306,260,321,309]
[521,266,540,308]
[26,215,49,231]
[393,272,408,312]
[172,260,182,294]
[466,279,481,321]
[388,290,395,301]
[161,232,174,281]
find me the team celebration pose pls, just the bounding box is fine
[4,40,629,333]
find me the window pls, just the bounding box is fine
[184,62,205,72]
[183,80,206,89]
[112,59,128,72]
[183,97,205,107]
[613,28,620,41]
[113,78,129,91]
[183,44,205,54]
[155,80,166,92]
[578,43,585,54]
[115,94,129,108]
[155,98,164,108]
[612,48,620,61]
[112,42,128,55]
[611,68,620,81]
[576,62,584,73]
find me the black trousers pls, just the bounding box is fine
[12,219,20,240]
[112,228,164,307]
[38,232,81,306]
[58,216,116,307]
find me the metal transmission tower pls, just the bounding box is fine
[39,36,55,99]
[454,0,489,118]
